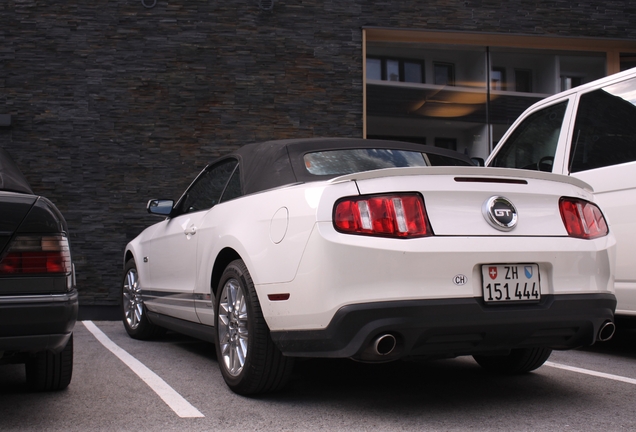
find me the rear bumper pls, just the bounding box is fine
[270,293,616,360]
[0,289,78,354]
[259,223,616,331]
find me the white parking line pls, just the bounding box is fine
[545,361,636,385]
[81,321,204,418]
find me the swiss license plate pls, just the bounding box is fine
[481,264,541,303]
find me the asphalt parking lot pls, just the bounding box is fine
[1,320,636,431]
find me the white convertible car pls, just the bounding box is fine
[122,138,617,395]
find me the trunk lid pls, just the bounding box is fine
[332,167,593,237]
[0,192,37,255]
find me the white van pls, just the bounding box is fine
[486,67,636,319]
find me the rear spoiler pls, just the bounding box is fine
[329,166,593,193]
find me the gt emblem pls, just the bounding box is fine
[489,267,498,280]
[482,196,518,231]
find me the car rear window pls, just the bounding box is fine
[303,149,428,175]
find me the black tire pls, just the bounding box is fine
[214,259,295,395]
[25,333,73,391]
[121,259,164,340]
[473,347,552,374]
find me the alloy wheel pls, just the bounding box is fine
[218,278,249,376]
[122,268,143,330]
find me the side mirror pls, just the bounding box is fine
[147,199,174,216]
[471,157,485,167]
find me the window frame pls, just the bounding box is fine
[433,62,455,86]
[173,157,240,216]
[366,56,425,83]
[489,100,570,171]
[567,76,636,173]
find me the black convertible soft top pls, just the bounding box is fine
[225,138,474,196]
[0,148,33,195]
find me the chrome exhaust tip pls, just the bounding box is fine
[373,334,397,356]
[598,321,616,342]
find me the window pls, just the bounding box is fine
[515,69,533,93]
[434,137,457,151]
[366,58,382,80]
[403,61,424,83]
[386,59,400,81]
[569,76,636,173]
[491,67,506,90]
[220,166,242,203]
[490,101,568,171]
[561,76,582,91]
[178,159,238,214]
[304,149,427,176]
[620,53,636,72]
[434,62,455,86]
[366,57,425,83]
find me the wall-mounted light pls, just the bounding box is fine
[258,0,274,11]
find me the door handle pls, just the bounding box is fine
[184,226,197,236]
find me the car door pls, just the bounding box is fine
[565,75,636,315]
[193,164,244,326]
[143,158,238,322]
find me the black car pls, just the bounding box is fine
[0,148,77,391]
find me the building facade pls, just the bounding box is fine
[2,1,636,309]
[365,29,636,159]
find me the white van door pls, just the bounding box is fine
[564,76,636,316]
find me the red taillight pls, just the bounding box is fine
[0,235,71,275]
[559,197,608,239]
[334,193,432,238]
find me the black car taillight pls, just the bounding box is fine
[0,235,72,275]
[559,197,609,240]
[334,193,433,238]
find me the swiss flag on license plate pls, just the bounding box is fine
[488,267,498,280]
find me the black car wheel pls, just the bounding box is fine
[25,333,73,391]
[473,347,552,374]
[215,259,294,395]
[121,259,163,339]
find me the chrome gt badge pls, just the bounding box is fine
[482,196,518,231]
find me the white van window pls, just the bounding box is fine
[568,77,636,173]
[490,101,568,172]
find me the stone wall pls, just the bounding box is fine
[1,0,635,306]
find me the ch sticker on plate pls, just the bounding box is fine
[481,264,541,303]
